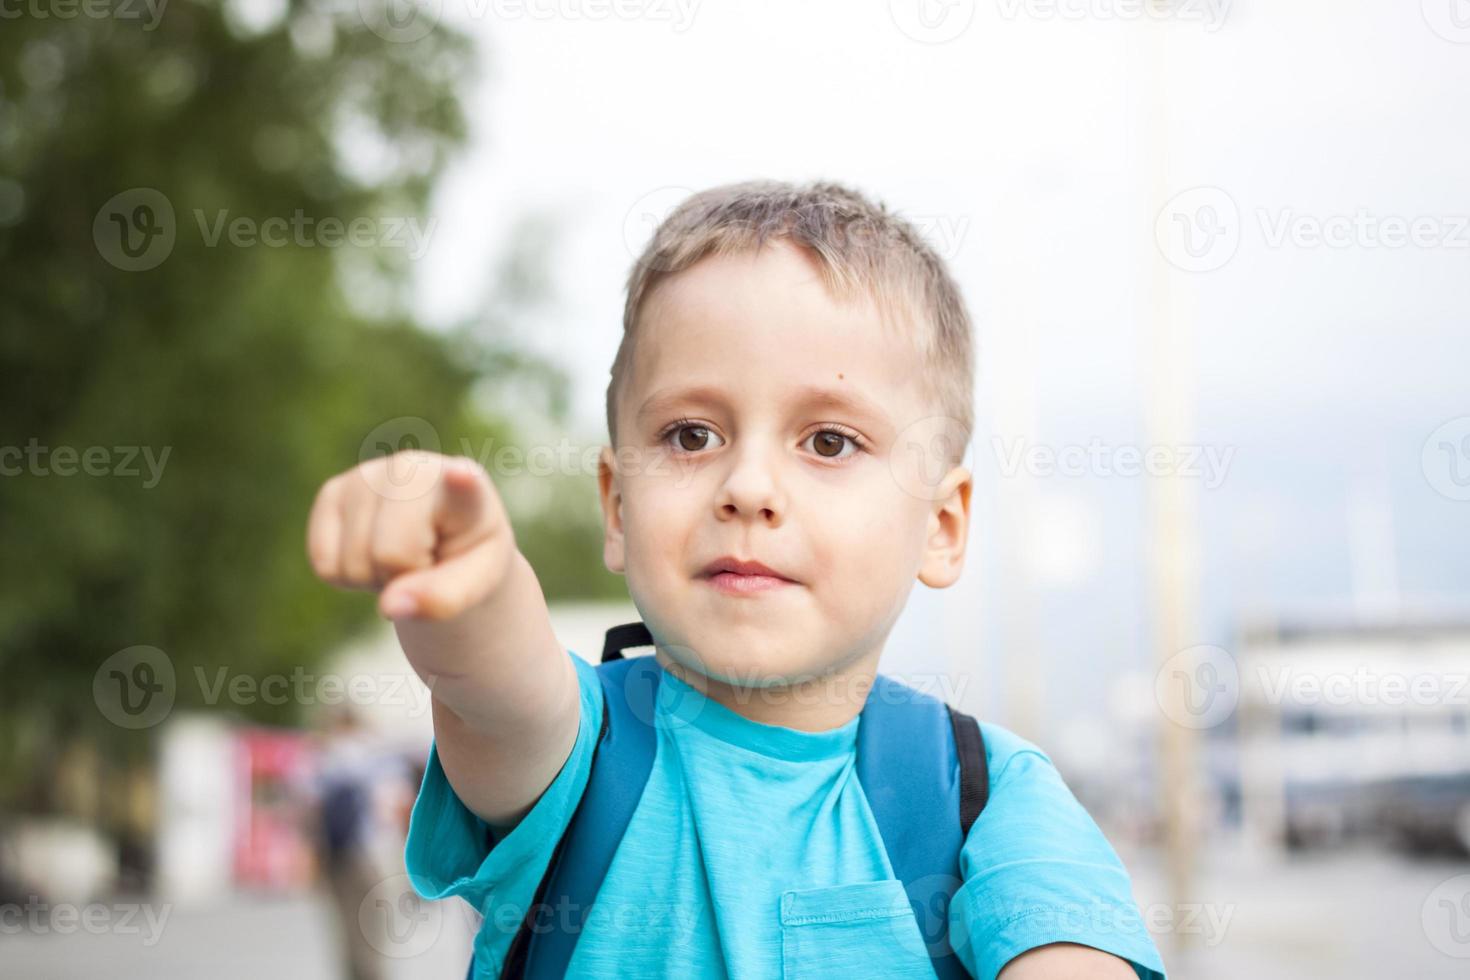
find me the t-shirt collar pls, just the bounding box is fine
[656,661,860,761]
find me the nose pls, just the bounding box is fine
[713,438,785,527]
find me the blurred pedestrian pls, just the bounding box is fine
[309,703,413,980]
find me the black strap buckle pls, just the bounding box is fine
[600,621,654,662]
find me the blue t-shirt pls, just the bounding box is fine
[405,651,1166,980]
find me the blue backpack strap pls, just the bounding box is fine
[857,674,989,980]
[486,627,660,980]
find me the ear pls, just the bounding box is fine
[597,445,627,574]
[917,464,972,589]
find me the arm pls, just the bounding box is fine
[998,943,1140,980]
[307,450,580,829]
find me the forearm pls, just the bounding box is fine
[998,943,1139,980]
[395,548,582,825]
[394,548,567,733]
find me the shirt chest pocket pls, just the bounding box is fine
[778,880,936,979]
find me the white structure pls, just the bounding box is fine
[1237,621,1470,850]
[156,714,237,901]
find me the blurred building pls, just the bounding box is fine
[1237,620,1470,854]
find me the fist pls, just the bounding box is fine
[306,451,514,621]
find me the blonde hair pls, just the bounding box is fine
[606,179,974,465]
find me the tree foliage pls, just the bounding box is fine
[0,0,625,810]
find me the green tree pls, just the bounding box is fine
[0,0,625,833]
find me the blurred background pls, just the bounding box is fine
[2,0,1469,977]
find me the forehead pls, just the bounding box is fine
[626,241,928,427]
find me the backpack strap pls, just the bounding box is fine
[857,674,989,980]
[600,620,653,662]
[493,639,662,980]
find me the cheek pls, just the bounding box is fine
[805,478,926,584]
[822,469,919,539]
[619,480,698,575]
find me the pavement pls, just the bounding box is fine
[3,846,1468,978]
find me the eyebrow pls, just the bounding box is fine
[634,383,891,429]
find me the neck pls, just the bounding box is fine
[652,647,880,732]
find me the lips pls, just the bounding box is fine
[698,556,798,596]
[699,556,795,580]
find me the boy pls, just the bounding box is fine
[307,181,1167,979]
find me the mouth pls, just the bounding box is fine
[697,556,799,596]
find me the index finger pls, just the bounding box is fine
[434,457,497,544]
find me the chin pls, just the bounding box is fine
[673,639,829,689]
[638,590,834,686]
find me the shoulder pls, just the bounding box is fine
[976,721,1052,765]
[967,721,1106,854]
[976,721,1060,792]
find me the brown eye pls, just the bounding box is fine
[813,431,846,457]
[673,424,721,453]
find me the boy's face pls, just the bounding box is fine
[598,240,971,689]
